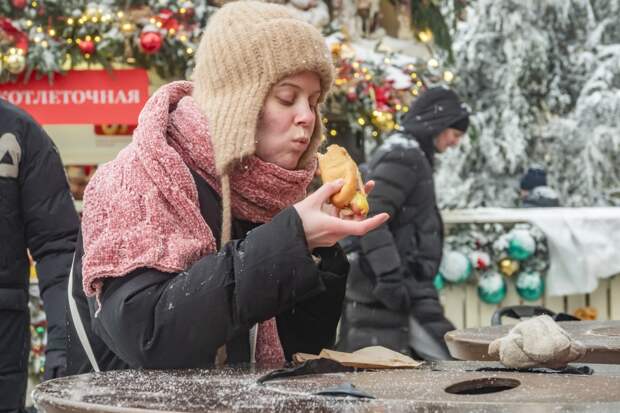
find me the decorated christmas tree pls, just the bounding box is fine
[0,0,208,83]
[435,0,620,208]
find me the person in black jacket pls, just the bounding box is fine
[0,99,79,412]
[519,166,560,207]
[66,1,388,374]
[338,87,469,360]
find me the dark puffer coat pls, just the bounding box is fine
[0,99,79,410]
[67,170,349,373]
[338,87,469,357]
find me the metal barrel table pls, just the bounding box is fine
[33,361,620,413]
[445,320,620,364]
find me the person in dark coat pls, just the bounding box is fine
[338,87,469,360]
[0,99,79,412]
[520,166,560,207]
[66,2,388,374]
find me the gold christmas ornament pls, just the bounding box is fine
[5,52,26,74]
[371,111,395,131]
[498,257,519,277]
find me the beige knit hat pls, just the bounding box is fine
[192,0,334,176]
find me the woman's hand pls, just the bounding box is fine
[294,179,389,250]
[322,180,375,220]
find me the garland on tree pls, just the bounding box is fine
[0,0,209,83]
[324,36,453,150]
[437,223,548,304]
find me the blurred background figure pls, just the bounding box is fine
[338,87,469,361]
[520,166,560,208]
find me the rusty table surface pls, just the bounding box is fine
[33,361,620,413]
[445,320,620,364]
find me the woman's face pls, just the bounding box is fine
[255,71,321,170]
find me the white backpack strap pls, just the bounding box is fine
[249,324,258,363]
[67,252,101,372]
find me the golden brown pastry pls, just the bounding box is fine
[318,144,369,217]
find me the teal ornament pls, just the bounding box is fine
[477,271,507,304]
[516,271,544,301]
[439,251,472,283]
[434,273,445,291]
[507,229,536,261]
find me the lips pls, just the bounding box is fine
[292,137,309,150]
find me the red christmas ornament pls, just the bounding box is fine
[11,0,27,9]
[140,31,163,55]
[159,9,174,21]
[372,84,391,111]
[0,16,29,52]
[15,37,29,52]
[158,9,180,31]
[469,251,490,270]
[346,87,357,102]
[78,40,95,55]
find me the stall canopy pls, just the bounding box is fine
[0,69,149,125]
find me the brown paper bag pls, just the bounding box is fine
[293,346,423,369]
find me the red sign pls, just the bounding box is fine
[0,69,149,125]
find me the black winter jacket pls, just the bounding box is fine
[0,99,79,409]
[67,171,348,373]
[338,87,468,356]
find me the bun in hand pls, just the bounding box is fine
[318,144,369,217]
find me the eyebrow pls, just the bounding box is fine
[276,82,321,96]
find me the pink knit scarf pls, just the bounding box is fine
[81,81,316,364]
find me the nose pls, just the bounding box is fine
[294,101,316,129]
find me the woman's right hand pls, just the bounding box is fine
[294,179,389,250]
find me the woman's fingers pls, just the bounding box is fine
[311,179,344,205]
[364,180,375,195]
[339,212,390,236]
[323,212,389,237]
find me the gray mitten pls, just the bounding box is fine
[488,315,586,369]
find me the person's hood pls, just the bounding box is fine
[401,87,469,164]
